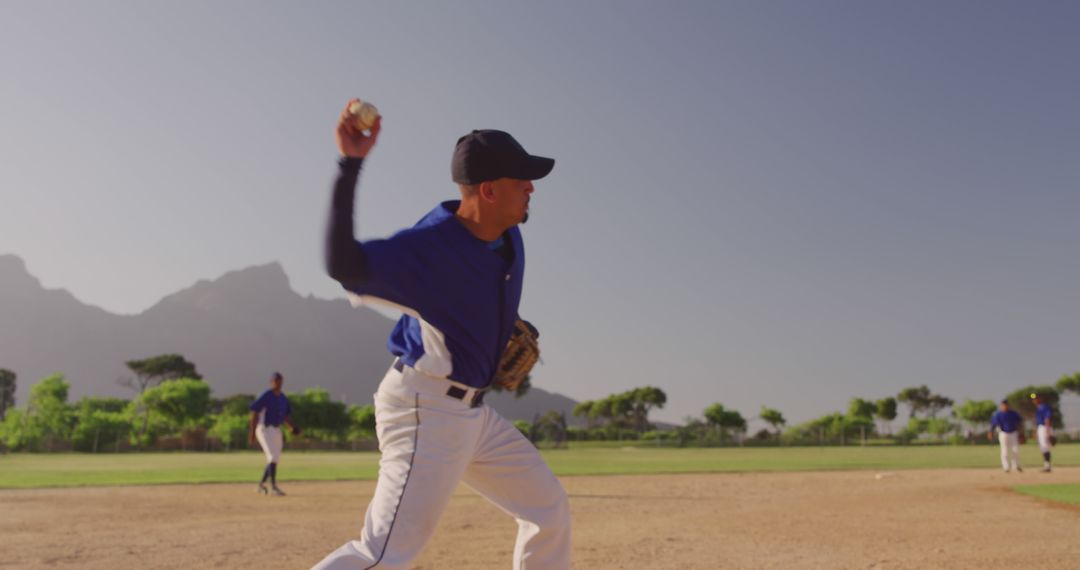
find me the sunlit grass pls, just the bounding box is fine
[1014,483,1080,505]
[1,444,1077,489]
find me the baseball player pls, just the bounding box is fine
[249,372,300,496]
[988,399,1024,473]
[313,102,571,569]
[1031,393,1054,472]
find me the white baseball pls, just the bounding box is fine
[348,100,379,131]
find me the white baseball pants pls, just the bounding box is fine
[1037,425,1053,453]
[312,364,571,570]
[998,431,1020,471]
[256,424,283,464]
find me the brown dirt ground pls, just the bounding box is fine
[2,468,1079,569]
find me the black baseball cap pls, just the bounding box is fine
[451,129,554,185]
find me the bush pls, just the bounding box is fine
[586,427,609,440]
[0,374,74,451]
[513,420,532,438]
[71,398,130,452]
[208,413,251,451]
[565,427,588,441]
[289,388,349,442]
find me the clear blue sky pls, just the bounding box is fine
[3,1,1079,426]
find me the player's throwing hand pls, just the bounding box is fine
[336,99,382,159]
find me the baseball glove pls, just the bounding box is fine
[493,319,540,392]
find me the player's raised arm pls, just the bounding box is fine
[325,99,382,287]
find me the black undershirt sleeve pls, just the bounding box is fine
[324,157,368,287]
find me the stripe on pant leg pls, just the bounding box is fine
[364,392,420,570]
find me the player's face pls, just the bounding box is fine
[999,403,1008,412]
[490,177,534,225]
[271,377,283,392]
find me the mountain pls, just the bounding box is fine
[0,254,578,422]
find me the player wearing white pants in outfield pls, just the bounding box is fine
[997,431,1021,472]
[1032,393,1054,472]
[315,103,570,568]
[256,423,282,463]
[249,372,301,496]
[989,399,1023,473]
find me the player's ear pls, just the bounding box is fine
[478,181,497,203]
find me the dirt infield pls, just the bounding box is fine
[3,468,1078,569]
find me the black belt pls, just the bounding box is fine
[393,359,486,408]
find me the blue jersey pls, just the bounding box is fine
[351,201,523,388]
[991,410,1022,433]
[1035,403,1052,427]
[250,390,292,426]
[328,159,526,389]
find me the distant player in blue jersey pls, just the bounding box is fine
[988,399,1024,473]
[249,372,301,496]
[1031,393,1054,472]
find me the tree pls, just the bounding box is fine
[1004,385,1063,429]
[783,411,873,445]
[208,393,257,451]
[137,378,210,448]
[673,417,711,447]
[513,420,532,438]
[875,397,898,435]
[925,395,954,418]
[589,393,634,433]
[489,375,532,398]
[582,388,668,435]
[847,398,876,421]
[72,397,130,452]
[897,386,953,418]
[702,403,726,428]
[760,406,786,438]
[0,409,27,450]
[1057,372,1080,395]
[953,399,997,438]
[532,410,568,446]
[897,386,931,418]
[898,417,928,443]
[347,404,376,444]
[122,354,202,445]
[844,398,877,442]
[211,394,256,417]
[627,387,667,433]
[120,354,202,395]
[0,369,15,421]
[572,401,596,429]
[588,398,612,428]
[0,374,73,451]
[703,403,746,443]
[290,388,349,442]
[209,412,250,451]
[925,417,956,441]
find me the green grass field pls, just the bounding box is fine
[1014,483,1080,505]
[1,443,1078,489]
